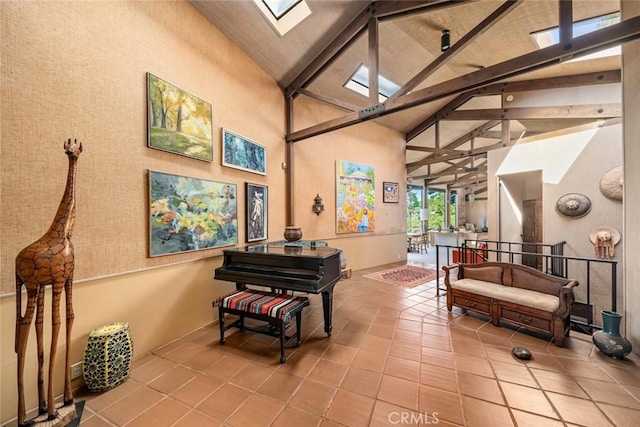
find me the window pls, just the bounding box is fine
[531,12,620,62]
[406,185,423,233]
[262,0,301,20]
[253,0,311,37]
[427,189,457,230]
[345,64,400,102]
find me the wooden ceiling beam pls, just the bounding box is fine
[410,155,486,180]
[405,146,461,154]
[390,0,523,100]
[296,88,359,112]
[427,164,487,179]
[441,103,621,120]
[405,69,620,141]
[415,141,508,167]
[373,0,464,20]
[407,120,500,172]
[285,17,639,142]
[284,1,459,97]
[436,176,488,186]
[368,17,379,104]
[481,130,535,140]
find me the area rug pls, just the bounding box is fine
[365,265,437,288]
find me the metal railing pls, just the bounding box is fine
[434,240,618,333]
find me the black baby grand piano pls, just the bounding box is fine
[214,244,343,335]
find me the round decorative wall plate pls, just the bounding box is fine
[600,165,623,201]
[555,193,591,218]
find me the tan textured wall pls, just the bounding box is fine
[0,1,407,422]
[1,0,286,292]
[622,0,640,352]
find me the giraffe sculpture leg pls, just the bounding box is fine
[46,285,63,420]
[63,274,75,405]
[16,280,38,427]
[35,287,47,415]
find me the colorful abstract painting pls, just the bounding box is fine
[336,160,375,234]
[147,73,213,162]
[149,171,237,256]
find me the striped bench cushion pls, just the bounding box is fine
[213,289,310,323]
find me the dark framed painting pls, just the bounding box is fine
[148,170,237,256]
[383,181,400,203]
[147,73,213,162]
[222,128,267,175]
[245,182,268,242]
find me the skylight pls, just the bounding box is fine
[263,0,301,20]
[344,64,400,102]
[531,12,620,62]
[253,0,311,37]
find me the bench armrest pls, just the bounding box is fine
[556,280,579,317]
[442,264,459,289]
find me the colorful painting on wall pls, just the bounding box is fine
[222,129,267,175]
[147,73,213,162]
[245,182,268,242]
[336,160,375,234]
[149,171,237,256]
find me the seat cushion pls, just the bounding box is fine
[451,279,560,312]
[213,289,310,322]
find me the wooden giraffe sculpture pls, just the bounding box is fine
[15,139,82,426]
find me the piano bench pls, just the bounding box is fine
[212,289,310,363]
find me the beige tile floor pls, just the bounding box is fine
[67,255,640,426]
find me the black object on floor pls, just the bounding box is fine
[512,346,532,360]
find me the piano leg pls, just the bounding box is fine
[321,287,334,336]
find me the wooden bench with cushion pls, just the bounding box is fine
[442,262,578,346]
[212,289,310,363]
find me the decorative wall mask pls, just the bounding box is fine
[589,226,620,259]
[599,166,623,201]
[555,193,591,218]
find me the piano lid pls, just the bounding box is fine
[224,244,341,259]
[216,244,343,293]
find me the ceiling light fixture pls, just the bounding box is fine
[441,30,450,52]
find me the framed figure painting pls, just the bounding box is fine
[245,182,268,242]
[147,73,213,162]
[148,170,237,256]
[383,182,399,203]
[222,129,267,175]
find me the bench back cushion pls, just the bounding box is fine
[509,267,567,296]
[460,265,503,285]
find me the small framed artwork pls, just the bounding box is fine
[222,128,267,175]
[245,182,268,242]
[148,170,237,256]
[383,181,400,203]
[147,73,213,162]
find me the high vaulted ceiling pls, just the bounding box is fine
[190,0,639,198]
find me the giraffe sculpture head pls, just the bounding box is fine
[64,138,83,160]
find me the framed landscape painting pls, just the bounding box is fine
[222,128,267,175]
[147,73,213,162]
[336,160,375,234]
[383,181,399,203]
[148,170,237,256]
[245,182,268,242]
